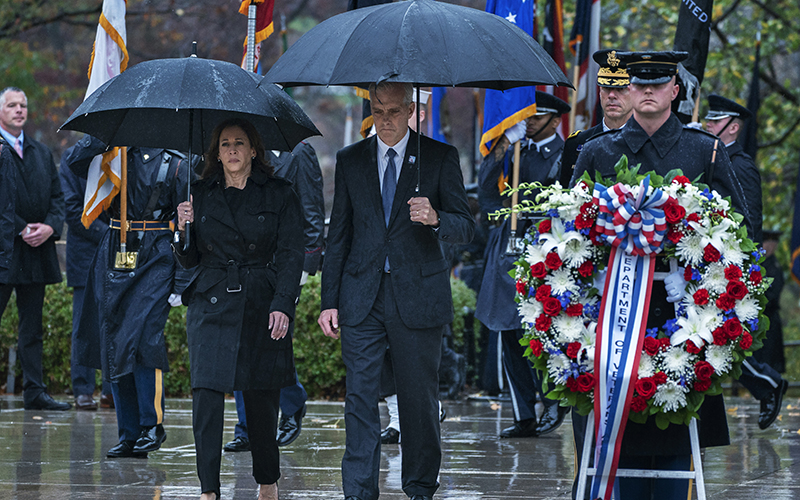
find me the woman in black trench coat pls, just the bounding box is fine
[174,118,303,500]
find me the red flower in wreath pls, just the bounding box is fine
[663,199,686,224]
[575,214,594,230]
[685,340,702,354]
[578,261,594,277]
[750,270,763,285]
[686,212,701,223]
[543,297,562,317]
[684,266,695,282]
[693,289,709,306]
[534,314,552,332]
[667,226,684,243]
[643,336,661,356]
[703,244,721,263]
[576,373,595,393]
[727,280,748,300]
[712,327,727,346]
[566,342,582,359]
[529,339,543,357]
[652,372,668,385]
[635,378,657,399]
[535,285,552,302]
[545,252,563,270]
[715,293,736,312]
[530,262,547,279]
[740,332,753,350]
[566,303,583,317]
[722,317,743,339]
[694,361,715,380]
[694,378,711,392]
[630,396,648,412]
[538,219,552,233]
[515,280,527,295]
[725,265,742,281]
[673,175,691,185]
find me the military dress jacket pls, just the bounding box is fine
[66,136,193,380]
[726,141,762,243]
[475,135,564,332]
[573,113,752,455]
[559,123,604,188]
[175,169,304,393]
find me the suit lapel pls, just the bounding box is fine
[360,136,385,224]
[389,131,419,226]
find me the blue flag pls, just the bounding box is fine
[479,0,537,160]
[429,87,447,143]
[791,156,800,285]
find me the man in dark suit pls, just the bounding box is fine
[318,81,474,500]
[0,87,68,411]
[704,94,788,429]
[475,91,571,439]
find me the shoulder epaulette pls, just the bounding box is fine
[682,125,718,140]
[568,129,582,139]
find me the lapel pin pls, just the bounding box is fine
[409,155,416,164]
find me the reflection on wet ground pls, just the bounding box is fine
[1,395,799,499]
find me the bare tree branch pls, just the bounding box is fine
[758,114,800,148]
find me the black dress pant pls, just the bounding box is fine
[0,283,46,403]
[193,387,280,495]
[340,272,443,500]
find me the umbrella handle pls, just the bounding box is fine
[183,222,192,252]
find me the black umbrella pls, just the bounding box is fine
[61,55,320,152]
[262,0,572,90]
[61,53,321,251]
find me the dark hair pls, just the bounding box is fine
[201,118,273,179]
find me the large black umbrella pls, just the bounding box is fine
[61,54,320,252]
[262,0,572,90]
[61,55,320,153]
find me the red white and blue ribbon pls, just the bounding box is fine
[593,176,670,256]
[590,176,667,499]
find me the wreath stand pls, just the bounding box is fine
[576,259,707,500]
[574,411,707,499]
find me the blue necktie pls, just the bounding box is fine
[382,148,398,227]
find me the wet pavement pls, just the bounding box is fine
[1,394,800,499]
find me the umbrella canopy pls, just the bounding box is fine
[61,56,320,153]
[263,0,571,90]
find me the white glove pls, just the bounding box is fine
[504,120,527,144]
[687,121,703,130]
[168,293,183,307]
[664,269,688,303]
[300,271,309,286]
[592,270,607,296]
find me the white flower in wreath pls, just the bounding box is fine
[661,345,697,375]
[709,192,731,212]
[525,243,547,266]
[693,217,734,253]
[654,379,689,412]
[638,352,656,378]
[735,296,760,322]
[579,323,596,364]
[547,353,572,384]
[721,236,746,267]
[705,344,734,374]
[700,262,728,294]
[563,237,593,268]
[676,231,705,266]
[553,315,585,344]
[538,218,584,258]
[546,267,581,295]
[670,304,719,347]
[518,298,543,325]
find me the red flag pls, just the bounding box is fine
[568,0,601,131]
[239,0,275,71]
[542,0,570,137]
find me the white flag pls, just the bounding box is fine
[82,0,127,228]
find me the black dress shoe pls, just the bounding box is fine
[133,424,166,453]
[500,418,538,438]
[533,404,569,436]
[277,403,306,447]
[759,379,789,430]
[223,436,251,452]
[24,392,72,411]
[99,393,115,409]
[74,394,98,411]
[409,496,433,500]
[344,497,363,500]
[381,426,400,444]
[107,440,147,458]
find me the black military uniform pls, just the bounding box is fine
[704,94,787,429]
[572,52,752,500]
[65,135,196,458]
[476,91,570,438]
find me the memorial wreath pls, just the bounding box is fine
[510,156,770,429]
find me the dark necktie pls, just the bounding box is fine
[382,148,398,227]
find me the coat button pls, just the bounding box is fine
[207,244,213,251]
[210,297,217,304]
[201,216,206,222]
[129,272,135,278]
[258,215,265,222]
[654,307,662,316]
[249,244,256,250]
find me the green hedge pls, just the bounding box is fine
[0,274,477,399]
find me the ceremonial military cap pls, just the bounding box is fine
[534,90,571,116]
[705,94,752,121]
[593,49,629,88]
[413,88,431,105]
[621,51,688,85]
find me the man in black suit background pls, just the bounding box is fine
[318,81,474,500]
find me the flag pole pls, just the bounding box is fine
[569,40,581,133]
[245,2,257,72]
[505,140,524,256]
